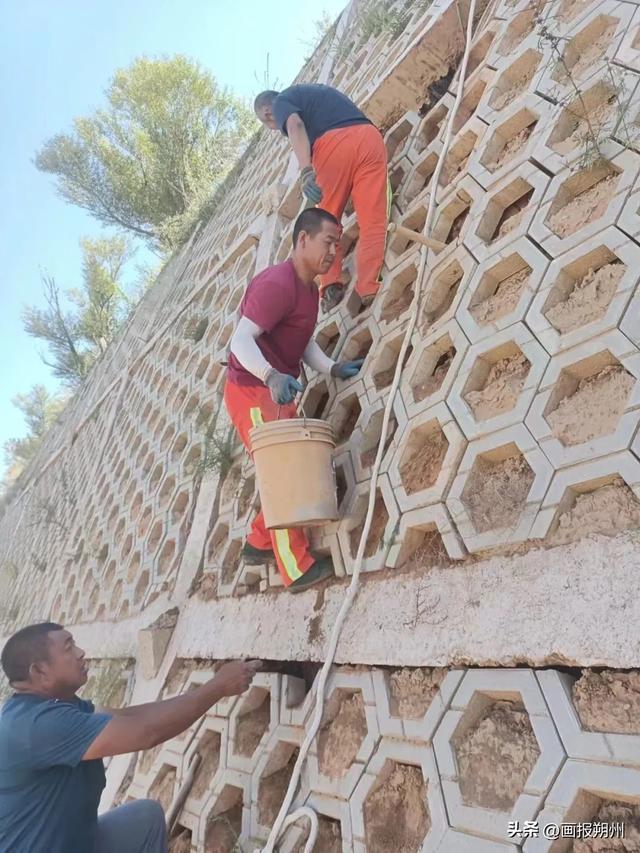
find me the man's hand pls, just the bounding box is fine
[265,368,303,404]
[214,660,262,697]
[300,166,323,204]
[331,359,365,380]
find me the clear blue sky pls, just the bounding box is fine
[0,0,345,472]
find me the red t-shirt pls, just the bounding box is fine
[227,259,319,387]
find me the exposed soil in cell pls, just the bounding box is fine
[558,0,592,24]
[169,828,192,853]
[471,267,531,325]
[364,763,430,853]
[205,801,243,853]
[546,365,635,446]
[382,285,415,321]
[335,402,361,444]
[463,454,534,533]
[545,262,624,333]
[446,207,470,243]
[413,346,456,401]
[548,478,640,548]
[402,527,452,571]
[573,669,640,735]
[139,743,163,776]
[493,64,538,111]
[192,732,222,800]
[350,492,389,558]
[290,816,342,853]
[551,97,616,156]
[388,667,446,718]
[440,148,472,185]
[492,189,534,241]
[317,690,367,778]
[465,352,531,421]
[548,174,618,238]
[486,123,535,171]
[400,429,449,494]
[148,766,176,812]
[360,417,397,468]
[559,21,618,82]
[454,701,540,811]
[220,465,241,507]
[258,749,298,825]
[235,694,270,756]
[575,800,640,851]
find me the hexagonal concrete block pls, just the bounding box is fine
[523,761,640,853]
[278,791,354,853]
[526,226,640,355]
[327,383,365,454]
[387,199,431,269]
[401,318,470,418]
[385,503,466,572]
[477,45,548,125]
[350,740,448,850]
[249,724,305,841]
[371,667,464,740]
[469,93,553,190]
[537,669,640,768]
[307,669,379,800]
[616,2,640,72]
[337,473,400,574]
[352,395,405,484]
[537,1,636,101]
[529,449,640,540]
[388,401,467,512]
[621,283,640,347]
[180,717,229,820]
[446,424,554,552]
[487,6,544,68]
[433,669,565,845]
[536,70,638,174]
[399,145,441,210]
[530,150,640,258]
[432,831,518,852]
[364,327,415,403]
[430,177,484,264]
[458,236,549,344]
[375,252,421,334]
[465,163,550,263]
[447,324,549,440]
[419,244,477,340]
[525,329,640,468]
[227,674,280,773]
[436,117,488,194]
[197,768,251,853]
[385,110,420,166]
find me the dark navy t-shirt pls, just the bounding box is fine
[272,84,371,149]
[0,693,112,853]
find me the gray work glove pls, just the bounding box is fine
[300,166,323,204]
[331,359,365,380]
[265,368,303,405]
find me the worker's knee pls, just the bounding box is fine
[133,798,166,834]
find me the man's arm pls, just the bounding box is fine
[302,340,335,375]
[229,317,273,382]
[285,114,312,170]
[83,660,260,760]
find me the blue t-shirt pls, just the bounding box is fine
[0,693,112,853]
[272,84,371,149]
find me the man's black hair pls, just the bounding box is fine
[293,208,340,247]
[1,622,63,683]
[254,90,280,112]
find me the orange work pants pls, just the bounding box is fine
[223,379,315,587]
[313,123,391,299]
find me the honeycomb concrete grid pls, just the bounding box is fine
[3,0,640,847]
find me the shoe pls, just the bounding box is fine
[321,283,346,313]
[242,542,275,565]
[289,557,335,593]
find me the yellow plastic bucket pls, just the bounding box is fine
[249,418,338,529]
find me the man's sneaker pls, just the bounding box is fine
[289,557,334,593]
[242,543,275,565]
[321,283,346,313]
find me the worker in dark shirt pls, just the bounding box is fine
[226,207,363,591]
[254,84,390,312]
[0,622,260,853]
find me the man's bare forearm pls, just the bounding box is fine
[288,119,312,169]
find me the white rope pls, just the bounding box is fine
[259,4,478,849]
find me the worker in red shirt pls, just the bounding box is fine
[225,207,364,592]
[254,84,390,312]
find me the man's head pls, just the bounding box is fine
[1,623,88,698]
[254,90,280,130]
[292,208,340,280]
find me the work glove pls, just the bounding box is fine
[265,368,303,404]
[300,166,323,204]
[331,359,365,380]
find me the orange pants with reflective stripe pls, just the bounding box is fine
[223,379,315,587]
[313,123,391,300]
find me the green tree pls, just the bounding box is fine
[22,236,138,387]
[35,55,257,252]
[3,385,67,482]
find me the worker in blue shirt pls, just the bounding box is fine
[0,622,260,853]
